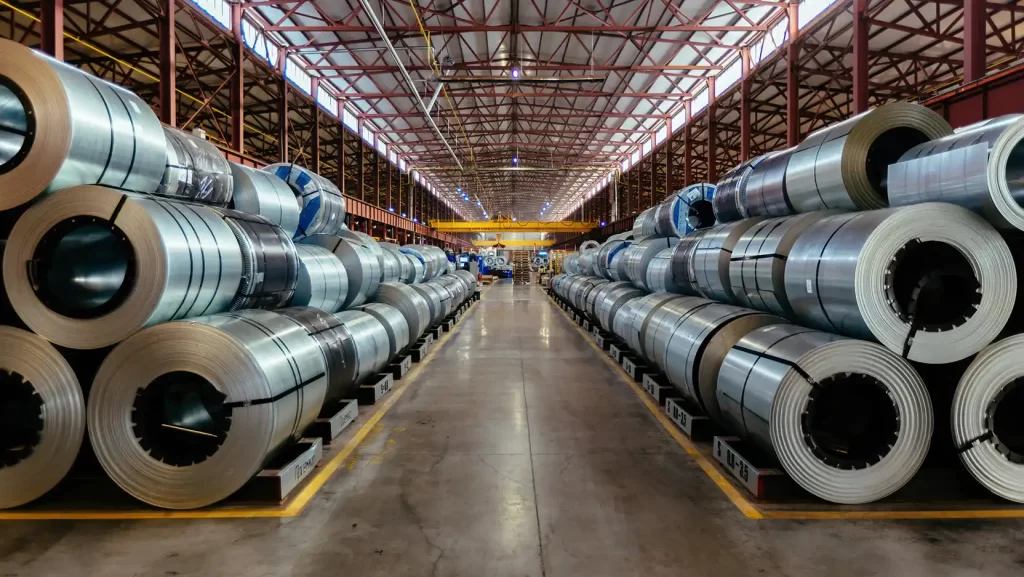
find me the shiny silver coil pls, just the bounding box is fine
[670,228,709,296]
[402,244,448,280]
[714,156,764,223]
[380,242,414,283]
[264,163,346,239]
[276,306,360,407]
[578,247,600,277]
[624,237,679,292]
[409,282,450,326]
[0,39,167,210]
[580,277,610,318]
[228,162,301,235]
[644,247,681,294]
[580,240,600,252]
[158,127,233,206]
[88,309,328,509]
[4,186,242,349]
[690,218,766,304]
[595,240,628,280]
[339,229,391,282]
[631,206,659,239]
[591,281,645,333]
[619,292,683,356]
[785,203,1015,363]
[334,309,391,385]
[432,275,469,310]
[562,252,580,274]
[745,149,796,217]
[717,323,932,504]
[0,327,84,509]
[301,234,382,308]
[374,281,433,339]
[354,302,410,359]
[292,244,349,313]
[951,335,1024,503]
[728,212,837,318]
[656,183,717,236]
[216,208,299,311]
[785,103,952,212]
[611,289,645,343]
[453,269,478,293]
[888,114,1024,231]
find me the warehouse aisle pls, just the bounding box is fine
[1,283,1022,577]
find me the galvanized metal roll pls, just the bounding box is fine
[595,239,629,280]
[670,228,710,296]
[409,282,449,326]
[402,244,447,280]
[581,277,610,319]
[157,127,233,206]
[728,212,837,318]
[453,269,478,294]
[656,183,717,235]
[292,244,348,313]
[562,252,580,274]
[622,292,686,358]
[88,309,328,509]
[644,247,681,294]
[745,149,796,217]
[0,327,84,509]
[300,234,381,308]
[228,162,301,234]
[578,247,599,277]
[380,242,414,283]
[662,303,784,423]
[215,208,299,311]
[264,163,346,239]
[888,114,1024,231]
[784,203,1015,363]
[374,281,432,339]
[580,240,600,252]
[430,276,467,312]
[611,293,644,345]
[714,156,763,223]
[716,323,932,504]
[631,206,659,239]
[785,103,952,212]
[0,39,167,211]
[334,310,391,384]
[638,295,709,372]
[4,186,242,349]
[592,281,645,333]
[354,303,410,359]
[623,236,679,292]
[276,306,359,408]
[690,218,767,304]
[951,335,1024,502]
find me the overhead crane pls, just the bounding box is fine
[431,216,597,234]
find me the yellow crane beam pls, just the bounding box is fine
[471,239,554,248]
[432,220,597,233]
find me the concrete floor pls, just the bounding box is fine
[2,282,1024,576]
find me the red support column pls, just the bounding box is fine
[310,110,320,173]
[337,129,347,193]
[230,4,244,152]
[963,0,986,83]
[852,0,869,113]
[625,165,632,216]
[683,124,693,187]
[707,77,717,183]
[159,0,175,127]
[40,0,63,60]
[277,79,289,162]
[786,1,800,147]
[740,48,752,161]
[664,131,674,193]
[649,149,658,206]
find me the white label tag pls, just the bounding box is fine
[805,279,813,294]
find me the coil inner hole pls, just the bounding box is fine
[1006,139,1024,207]
[987,379,1024,464]
[687,200,716,230]
[885,240,980,332]
[0,79,34,174]
[865,127,931,199]
[0,369,43,469]
[132,372,231,467]
[802,373,900,470]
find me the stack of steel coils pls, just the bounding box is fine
[656,183,717,237]
[301,234,382,308]
[623,237,679,292]
[229,162,301,234]
[689,218,765,304]
[265,163,346,239]
[374,281,432,338]
[292,244,349,313]
[158,126,233,206]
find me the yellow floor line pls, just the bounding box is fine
[546,294,1024,522]
[0,290,487,521]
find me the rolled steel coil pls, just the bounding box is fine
[714,157,763,223]
[784,203,1015,363]
[334,310,391,384]
[623,236,679,292]
[690,218,767,304]
[400,249,427,283]
[611,293,645,345]
[353,303,410,359]
[637,296,707,373]
[228,162,301,234]
[580,240,600,252]
[292,244,348,313]
[378,248,403,283]
[728,212,837,318]
[215,208,299,311]
[0,327,84,509]
[951,335,1024,502]
[4,186,242,349]
[670,228,710,296]
[592,281,645,333]
[888,114,1024,231]
[409,282,449,326]
[656,183,717,235]
[374,281,432,339]
[745,149,796,217]
[339,229,392,282]
[580,277,610,319]
[431,276,468,310]
[276,306,359,408]
[380,242,415,283]
[264,163,346,239]
[300,234,382,308]
[562,252,581,274]
[631,206,659,239]
[620,292,685,357]
[716,323,932,504]
[402,244,447,280]
[644,247,681,294]
[785,103,952,212]
[0,39,167,211]
[662,302,784,422]
[157,126,233,206]
[578,248,599,277]
[495,256,507,266]
[88,309,328,509]
[595,239,629,280]
[453,269,478,293]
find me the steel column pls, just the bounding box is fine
[649,151,657,206]
[740,48,751,161]
[159,0,175,127]
[632,161,640,214]
[707,77,717,183]
[310,110,320,173]
[230,6,244,153]
[786,1,800,147]
[357,138,365,201]
[337,129,347,193]
[665,131,674,194]
[40,0,63,60]
[963,0,986,83]
[277,79,288,162]
[684,124,693,186]
[625,165,632,216]
[853,0,869,113]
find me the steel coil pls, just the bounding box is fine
[580,277,610,318]
[4,186,242,349]
[157,127,233,206]
[951,335,1024,502]
[339,229,390,282]
[888,114,1024,231]
[374,281,432,339]
[644,247,681,294]
[292,244,348,313]
[276,306,359,408]
[785,103,952,212]
[0,39,167,211]
[334,310,391,384]
[228,162,301,234]
[300,234,381,308]
[88,309,328,509]
[592,281,645,333]
[656,183,717,235]
[562,252,580,274]
[409,282,449,326]
[690,218,767,304]
[669,228,710,296]
[428,278,462,315]
[402,244,447,280]
[622,292,685,357]
[717,324,932,504]
[623,236,679,292]
[0,327,84,509]
[264,163,346,239]
[785,203,1015,363]
[595,240,629,280]
[611,293,644,344]
[453,269,478,294]
[714,156,762,223]
[380,242,415,283]
[353,303,410,359]
[438,274,471,306]
[745,149,797,217]
[580,240,600,251]
[637,295,708,373]
[215,208,299,311]
[631,207,659,239]
[578,248,599,277]
[728,212,837,317]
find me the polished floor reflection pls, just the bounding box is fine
[1,282,1022,577]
